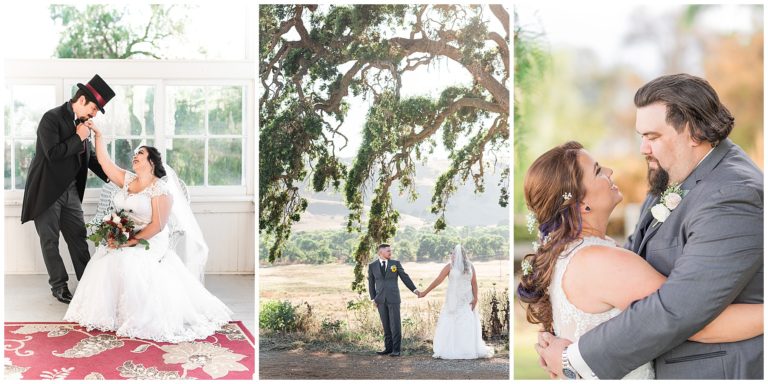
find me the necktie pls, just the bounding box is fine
[75,119,86,154]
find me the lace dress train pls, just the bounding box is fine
[63,172,232,343]
[432,266,494,359]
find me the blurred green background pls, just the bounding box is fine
[513,4,763,379]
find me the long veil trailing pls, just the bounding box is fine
[444,244,471,313]
[164,165,209,283]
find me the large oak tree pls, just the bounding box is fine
[260,4,510,292]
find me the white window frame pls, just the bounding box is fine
[4,79,61,192]
[3,59,255,204]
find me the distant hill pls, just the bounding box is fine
[293,158,509,232]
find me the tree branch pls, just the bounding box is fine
[314,60,366,114]
[488,31,510,81]
[403,97,505,147]
[489,4,510,40]
[390,37,509,112]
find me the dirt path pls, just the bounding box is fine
[259,350,509,380]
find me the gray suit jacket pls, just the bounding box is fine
[580,139,763,379]
[367,259,417,305]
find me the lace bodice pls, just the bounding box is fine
[112,172,170,228]
[550,236,654,379]
[550,236,621,340]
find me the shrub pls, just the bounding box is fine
[260,300,317,333]
[481,284,510,340]
[321,318,345,333]
[260,300,298,332]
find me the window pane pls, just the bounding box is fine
[4,87,10,136]
[165,138,204,186]
[167,86,205,135]
[14,140,36,190]
[208,138,242,186]
[12,85,56,137]
[101,85,156,136]
[86,172,104,188]
[208,86,243,135]
[4,141,11,190]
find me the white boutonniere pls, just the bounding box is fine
[650,183,684,226]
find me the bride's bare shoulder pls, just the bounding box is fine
[573,244,640,264]
[568,243,660,288]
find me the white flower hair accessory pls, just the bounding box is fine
[521,259,534,276]
[526,211,538,234]
[562,192,572,201]
[651,183,685,226]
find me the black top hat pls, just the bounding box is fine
[76,74,115,113]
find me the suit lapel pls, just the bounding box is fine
[638,216,661,257]
[631,196,658,255]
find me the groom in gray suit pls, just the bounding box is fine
[368,243,420,357]
[537,74,763,379]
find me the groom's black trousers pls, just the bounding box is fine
[377,302,402,352]
[33,181,90,292]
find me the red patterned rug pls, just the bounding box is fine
[4,321,254,380]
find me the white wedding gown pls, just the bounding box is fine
[64,172,232,343]
[432,262,494,359]
[550,236,654,379]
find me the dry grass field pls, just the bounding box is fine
[260,260,509,321]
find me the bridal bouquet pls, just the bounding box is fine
[87,209,150,250]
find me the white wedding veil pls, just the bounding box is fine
[164,165,209,283]
[452,244,467,274]
[444,243,473,313]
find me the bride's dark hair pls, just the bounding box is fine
[517,141,587,333]
[140,146,167,179]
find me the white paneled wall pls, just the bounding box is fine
[4,199,254,274]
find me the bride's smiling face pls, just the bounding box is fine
[577,149,622,216]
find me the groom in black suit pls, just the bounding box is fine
[20,74,115,304]
[368,243,420,357]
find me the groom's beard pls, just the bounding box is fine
[647,157,670,197]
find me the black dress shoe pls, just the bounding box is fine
[52,288,71,304]
[62,287,73,301]
[376,350,393,355]
[389,351,401,357]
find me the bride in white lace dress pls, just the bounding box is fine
[64,125,231,343]
[517,142,763,379]
[419,245,494,359]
